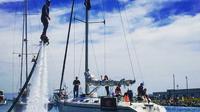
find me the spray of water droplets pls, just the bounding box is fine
[26,45,48,112]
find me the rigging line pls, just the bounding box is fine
[73,16,76,77]
[90,34,100,76]
[73,0,77,78]
[103,22,106,75]
[116,0,135,80]
[12,4,18,95]
[7,46,42,112]
[17,57,21,92]
[99,0,106,75]
[11,30,15,98]
[77,40,84,77]
[123,2,144,81]
[76,0,84,77]
[59,0,75,92]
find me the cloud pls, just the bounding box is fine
[0,0,23,3]
[0,0,200,93]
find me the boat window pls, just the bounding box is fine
[84,99,89,103]
[94,100,99,103]
[80,99,84,102]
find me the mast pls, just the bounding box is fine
[20,12,25,89]
[84,0,91,94]
[19,0,27,89]
[59,0,75,92]
[24,0,28,79]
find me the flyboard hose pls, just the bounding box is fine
[7,45,42,112]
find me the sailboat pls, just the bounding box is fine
[12,0,30,111]
[53,0,166,112]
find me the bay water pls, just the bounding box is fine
[1,101,200,112]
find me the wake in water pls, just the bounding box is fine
[26,45,48,112]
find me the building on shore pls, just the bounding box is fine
[153,88,200,100]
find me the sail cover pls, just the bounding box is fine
[85,72,135,87]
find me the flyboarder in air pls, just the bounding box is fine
[40,0,50,45]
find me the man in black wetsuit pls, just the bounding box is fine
[40,0,50,44]
[41,0,50,36]
[73,76,80,98]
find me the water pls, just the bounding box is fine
[1,101,200,112]
[26,45,48,112]
[165,106,200,112]
[0,101,58,112]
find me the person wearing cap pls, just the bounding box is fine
[73,76,80,98]
[137,83,144,101]
[41,0,51,36]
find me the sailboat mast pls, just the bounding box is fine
[84,0,91,94]
[20,16,25,89]
[59,0,75,92]
[24,0,28,79]
[19,0,27,89]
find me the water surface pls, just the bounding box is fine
[1,101,200,112]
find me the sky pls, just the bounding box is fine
[0,0,200,95]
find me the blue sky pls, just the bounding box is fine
[1,0,200,24]
[0,0,200,94]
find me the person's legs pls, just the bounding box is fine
[42,19,48,36]
[105,86,109,96]
[76,89,79,98]
[73,89,76,98]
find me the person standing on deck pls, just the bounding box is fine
[103,75,109,96]
[41,0,50,37]
[115,84,122,101]
[137,83,144,96]
[73,76,80,98]
[142,88,151,103]
[115,84,122,97]
[137,83,144,101]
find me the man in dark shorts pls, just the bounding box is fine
[73,76,80,98]
[41,0,50,44]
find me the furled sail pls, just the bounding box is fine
[85,72,135,87]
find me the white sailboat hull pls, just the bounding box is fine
[57,98,166,112]
[58,102,135,112]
